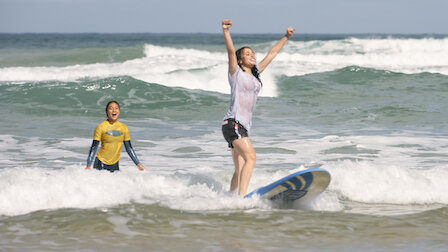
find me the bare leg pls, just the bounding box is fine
[230,137,256,196]
[230,149,244,192]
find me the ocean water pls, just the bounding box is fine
[1,33,448,251]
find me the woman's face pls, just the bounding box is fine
[239,48,256,67]
[106,102,120,122]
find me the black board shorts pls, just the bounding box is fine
[94,157,119,172]
[222,118,248,148]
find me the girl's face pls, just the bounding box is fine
[106,102,120,122]
[239,48,256,67]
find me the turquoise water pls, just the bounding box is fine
[1,33,448,251]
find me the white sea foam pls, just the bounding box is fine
[0,165,267,216]
[272,37,448,77]
[326,160,448,205]
[1,126,448,216]
[2,157,446,217]
[1,38,448,96]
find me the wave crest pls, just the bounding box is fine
[1,37,448,96]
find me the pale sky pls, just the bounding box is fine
[1,0,447,34]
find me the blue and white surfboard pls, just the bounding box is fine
[245,168,331,202]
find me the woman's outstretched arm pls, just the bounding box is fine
[258,27,295,73]
[222,19,238,76]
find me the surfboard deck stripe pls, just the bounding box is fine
[245,168,331,202]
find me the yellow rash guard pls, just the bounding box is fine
[93,120,130,165]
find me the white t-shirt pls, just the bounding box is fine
[223,65,262,131]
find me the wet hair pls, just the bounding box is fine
[105,100,120,114]
[236,47,262,86]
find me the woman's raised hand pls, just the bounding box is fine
[222,19,232,30]
[285,27,295,38]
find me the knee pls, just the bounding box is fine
[246,152,256,164]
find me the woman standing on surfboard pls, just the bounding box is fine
[85,101,146,172]
[221,19,294,195]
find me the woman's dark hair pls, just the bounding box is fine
[236,47,262,86]
[105,101,120,114]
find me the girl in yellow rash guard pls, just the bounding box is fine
[85,101,146,172]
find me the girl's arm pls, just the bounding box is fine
[222,19,238,75]
[124,140,146,171]
[85,140,100,169]
[258,27,295,73]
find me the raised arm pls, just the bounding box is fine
[258,27,295,73]
[222,19,238,75]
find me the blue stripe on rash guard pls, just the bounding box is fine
[124,140,140,165]
[86,140,100,166]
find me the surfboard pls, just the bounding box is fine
[245,168,331,202]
